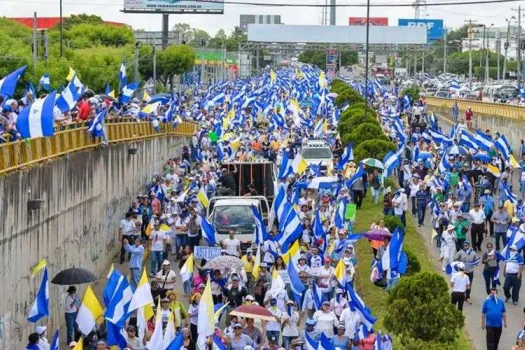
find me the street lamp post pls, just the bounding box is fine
[364,0,370,119]
[503,17,516,80]
[486,24,494,82]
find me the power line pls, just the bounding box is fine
[3,0,525,7]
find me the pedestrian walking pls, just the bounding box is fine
[503,245,524,305]
[469,202,486,252]
[450,262,471,312]
[416,184,430,227]
[123,237,145,290]
[482,243,500,295]
[64,286,80,344]
[491,204,510,251]
[454,241,478,305]
[149,221,167,276]
[119,212,138,264]
[482,288,507,350]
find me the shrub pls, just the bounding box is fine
[383,215,404,232]
[393,336,458,350]
[343,123,388,147]
[338,114,378,136]
[385,272,464,343]
[353,140,396,163]
[340,105,375,123]
[335,88,364,107]
[404,249,421,276]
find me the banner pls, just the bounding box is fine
[346,204,357,221]
[194,246,222,260]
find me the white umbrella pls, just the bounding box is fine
[361,158,384,169]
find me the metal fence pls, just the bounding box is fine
[425,96,525,121]
[0,120,197,175]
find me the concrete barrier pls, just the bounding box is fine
[0,135,189,349]
[426,97,525,153]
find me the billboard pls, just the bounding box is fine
[398,19,444,42]
[123,0,224,14]
[349,17,388,26]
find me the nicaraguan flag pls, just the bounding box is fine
[312,282,325,310]
[288,261,306,305]
[305,332,317,350]
[475,129,494,151]
[28,81,37,100]
[495,135,511,160]
[276,208,303,253]
[166,331,184,350]
[106,321,128,349]
[39,73,51,91]
[88,109,108,138]
[105,271,133,326]
[458,131,478,150]
[346,282,377,331]
[0,65,26,97]
[402,94,411,111]
[105,83,111,95]
[338,143,354,170]
[17,91,57,139]
[318,333,335,350]
[383,151,399,178]
[501,182,518,204]
[103,266,122,307]
[346,164,365,189]
[252,205,268,245]
[201,215,218,246]
[450,123,458,140]
[374,331,382,350]
[501,226,525,258]
[278,151,294,179]
[56,80,80,113]
[50,329,59,350]
[438,155,452,174]
[334,197,348,229]
[429,129,453,146]
[334,234,365,254]
[27,268,49,323]
[449,80,460,90]
[121,83,138,103]
[119,59,127,88]
[380,227,407,277]
[313,209,325,239]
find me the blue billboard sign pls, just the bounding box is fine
[398,19,444,42]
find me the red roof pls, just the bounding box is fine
[8,17,127,30]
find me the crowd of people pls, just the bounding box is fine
[21,65,525,350]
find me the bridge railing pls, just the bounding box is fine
[425,96,525,121]
[0,120,197,175]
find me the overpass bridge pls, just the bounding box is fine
[0,121,196,348]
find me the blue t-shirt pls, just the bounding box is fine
[482,297,506,327]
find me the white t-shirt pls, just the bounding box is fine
[222,238,240,257]
[150,230,166,252]
[156,269,177,290]
[450,272,470,292]
[119,219,136,237]
[469,209,486,225]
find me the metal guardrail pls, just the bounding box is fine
[0,120,197,175]
[425,96,525,121]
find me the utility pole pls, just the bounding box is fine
[422,50,425,75]
[59,0,63,57]
[515,6,522,88]
[364,0,371,118]
[465,19,478,91]
[496,33,501,81]
[503,17,514,80]
[33,12,38,74]
[443,27,447,74]
[330,0,336,25]
[152,46,157,95]
[134,42,140,84]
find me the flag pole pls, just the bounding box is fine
[364,0,371,119]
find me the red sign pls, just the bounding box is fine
[348,17,389,26]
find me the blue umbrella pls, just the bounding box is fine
[447,145,468,156]
[417,152,432,161]
[473,153,492,162]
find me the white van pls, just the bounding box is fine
[301,140,333,171]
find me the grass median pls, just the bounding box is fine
[352,194,471,349]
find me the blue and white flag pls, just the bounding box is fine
[495,135,511,160]
[103,267,123,307]
[354,323,370,342]
[334,234,365,254]
[374,331,382,350]
[334,197,348,229]
[252,205,268,245]
[56,80,80,113]
[338,143,354,170]
[50,329,59,350]
[27,268,49,323]
[278,151,294,179]
[450,123,459,141]
[88,109,108,138]
[119,59,127,88]
[17,91,57,139]
[346,164,365,189]
[458,131,478,150]
[313,209,325,239]
[312,282,325,310]
[0,65,26,97]
[106,322,128,349]
[201,215,218,246]
[449,80,460,90]
[380,227,407,277]
[445,256,480,274]
[305,332,317,350]
[501,226,525,259]
[166,332,184,350]
[383,151,399,179]
[105,271,133,326]
[318,333,335,350]
[438,155,452,174]
[475,129,494,151]
[429,129,453,146]
[501,182,518,204]
[39,73,51,91]
[288,261,306,305]
[346,282,377,331]
[121,83,138,103]
[402,95,411,111]
[276,207,303,253]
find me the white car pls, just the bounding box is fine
[301,140,333,171]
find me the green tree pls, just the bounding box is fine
[157,45,195,85]
[403,250,422,276]
[298,50,327,69]
[353,140,396,162]
[172,23,193,43]
[62,14,104,29]
[340,50,359,66]
[383,215,404,232]
[384,272,464,343]
[334,88,364,107]
[189,29,211,47]
[343,123,388,146]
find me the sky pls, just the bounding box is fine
[0,0,520,36]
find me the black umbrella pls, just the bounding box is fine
[51,267,97,285]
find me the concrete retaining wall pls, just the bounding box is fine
[428,104,525,154]
[0,135,189,348]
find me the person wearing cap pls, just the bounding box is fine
[503,244,524,305]
[282,300,300,348]
[479,189,495,237]
[453,212,469,252]
[450,262,470,311]
[298,318,321,343]
[330,288,348,318]
[166,290,188,330]
[225,322,254,350]
[124,325,145,350]
[25,332,40,350]
[514,330,525,350]
[454,241,478,304]
[241,248,255,287]
[296,255,311,275]
[317,257,335,297]
[150,279,167,305]
[223,275,248,325]
[119,212,138,264]
[482,287,507,350]
[64,286,80,344]
[35,326,49,350]
[266,298,283,343]
[332,323,351,349]
[156,260,177,291]
[313,300,339,339]
[469,202,487,252]
[95,339,108,350]
[340,303,361,339]
[441,225,457,271]
[491,204,511,251]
